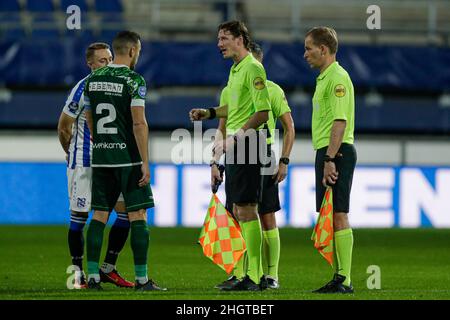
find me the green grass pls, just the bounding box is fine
[0,226,449,300]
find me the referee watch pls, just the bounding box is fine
[280,157,290,165]
[209,160,219,168]
[324,155,336,163]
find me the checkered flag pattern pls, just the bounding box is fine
[198,194,246,274]
[311,187,334,267]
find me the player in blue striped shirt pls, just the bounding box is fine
[57,43,134,289]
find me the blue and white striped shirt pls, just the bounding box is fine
[62,76,92,168]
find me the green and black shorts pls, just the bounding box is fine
[92,164,154,212]
[315,143,357,213]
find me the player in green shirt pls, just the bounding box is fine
[190,21,271,291]
[215,43,295,290]
[57,42,134,289]
[304,26,356,294]
[84,31,166,291]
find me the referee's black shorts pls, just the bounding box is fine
[258,148,281,215]
[315,143,357,213]
[225,140,280,215]
[224,133,268,206]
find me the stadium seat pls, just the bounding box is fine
[0,28,26,40]
[31,15,60,38]
[0,13,25,40]
[99,14,124,42]
[99,29,120,43]
[0,0,20,11]
[26,0,54,12]
[77,28,95,42]
[94,0,122,12]
[60,0,88,12]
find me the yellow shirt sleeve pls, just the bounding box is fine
[247,64,271,113]
[271,85,291,118]
[329,77,351,121]
[219,86,228,106]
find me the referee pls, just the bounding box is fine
[189,21,271,291]
[304,27,356,294]
[214,43,295,291]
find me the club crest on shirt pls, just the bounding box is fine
[253,77,265,90]
[334,84,346,97]
[68,101,79,113]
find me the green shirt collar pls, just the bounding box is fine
[231,53,253,73]
[317,61,339,80]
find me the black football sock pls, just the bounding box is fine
[103,212,130,271]
[68,213,87,271]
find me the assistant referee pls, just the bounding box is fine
[304,27,357,294]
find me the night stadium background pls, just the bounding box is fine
[0,0,449,300]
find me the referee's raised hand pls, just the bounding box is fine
[189,108,209,121]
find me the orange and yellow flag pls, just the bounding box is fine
[311,187,334,267]
[198,194,246,274]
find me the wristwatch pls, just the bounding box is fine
[324,155,336,163]
[280,157,290,165]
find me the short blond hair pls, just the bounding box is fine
[86,42,110,61]
[306,27,338,54]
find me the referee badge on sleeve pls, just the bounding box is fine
[334,84,346,97]
[253,77,265,90]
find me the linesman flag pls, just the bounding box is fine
[198,194,246,274]
[311,187,334,267]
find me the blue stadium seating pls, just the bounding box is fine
[99,13,124,42]
[98,29,120,43]
[94,0,122,12]
[26,0,54,12]
[0,28,25,40]
[1,90,448,133]
[31,15,60,38]
[1,40,449,92]
[60,0,88,12]
[0,13,25,40]
[73,28,96,42]
[0,0,20,11]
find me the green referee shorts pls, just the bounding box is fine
[92,165,154,212]
[315,143,357,213]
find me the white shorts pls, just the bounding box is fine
[67,167,124,212]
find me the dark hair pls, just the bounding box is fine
[249,42,263,61]
[305,26,338,54]
[218,20,251,50]
[112,30,141,55]
[86,42,110,61]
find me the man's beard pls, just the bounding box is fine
[130,58,137,70]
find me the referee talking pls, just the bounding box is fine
[189,20,271,291]
[304,27,357,294]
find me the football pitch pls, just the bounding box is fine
[0,226,449,300]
